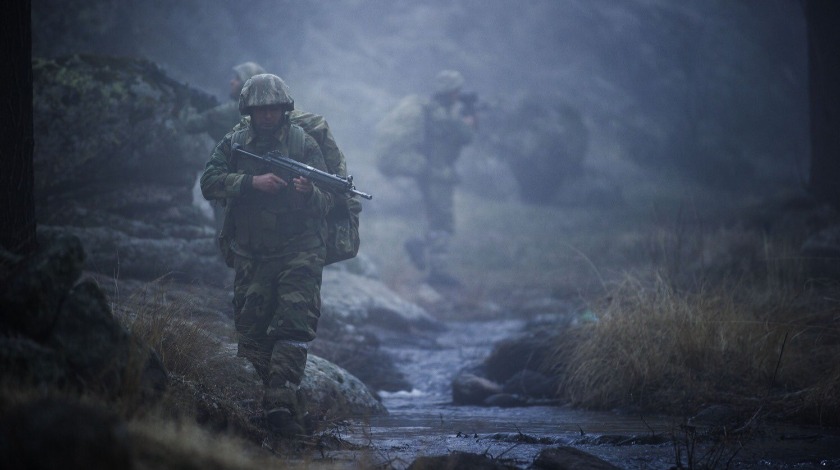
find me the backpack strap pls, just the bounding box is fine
[288,124,306,160]
[218,128,249,268]
[229,128,248,170]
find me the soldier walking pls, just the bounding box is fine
[200,74,332,437]
[375,70,476,287]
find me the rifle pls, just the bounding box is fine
[232,144,373,200]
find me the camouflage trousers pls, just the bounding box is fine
[418,179,455,233]
[232,247,325,402]
[413,179,455,278]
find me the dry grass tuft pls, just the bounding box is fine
[127,416,278,470]
[560,274,785,412]
[546,231,840,424]
[115,277,223,382]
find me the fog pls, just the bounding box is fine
[33,0,809,192]
[30,0,813,294]
[22,3,840,462]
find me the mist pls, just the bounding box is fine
[32,0,809,208]
[11,2,840,468]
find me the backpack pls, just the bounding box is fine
[373,95,429,177]
[218,120,361,267]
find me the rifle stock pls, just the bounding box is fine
[232,144,373,200]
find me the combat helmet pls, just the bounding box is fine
[434,70,465,95]
[232,62,266,83]
[238,73,295,115]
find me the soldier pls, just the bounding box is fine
[375,70,476,287]
[200,74,333,437]
[185,62,351,238]
[181,61,266,237]
[183,61,266,143]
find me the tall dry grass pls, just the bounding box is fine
[115,277,223,382]
[546,228,840,425]
[109,276,269,423]
[107,277,356,468]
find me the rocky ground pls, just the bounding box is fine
[6,52,840,469]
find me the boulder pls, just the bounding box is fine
[321,270,440,330]
[408,451,518,470]
[451,371,503,405]
[0,398,132,470]
[530,446,620,470]
[0,232,84,339]
[33,55,225,286]
[310,325,412,393]
[316,270,444,393]
[302,355,388,417]
[483,329,556,384]
[0,232,167,401]
[502,369,558,399]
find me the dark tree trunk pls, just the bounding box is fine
[0,0,36,255]
[805,1,840,209]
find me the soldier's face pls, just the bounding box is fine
[251,105,285,134]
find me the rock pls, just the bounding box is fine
[0,232,167,401]
[321,270,440,331]
[0,336,67,386]
[0,232,84,339]
[483,393,527,408]
[502,369,557,399]
[408,451,518,469]
[530,446,621,470]
[33,55,225,286]
[0,397,132,470]
[483,329,556,384]
[451,322,566,407]
[452,371,503,405]
[309,326,411,393]
[44,224,229,287]
[315,269,444,393]
[301,354,388,418]
[48,279,133,395]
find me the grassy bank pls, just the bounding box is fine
[553,268,840,425]
[364,186,840,426]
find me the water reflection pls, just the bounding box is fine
[333,318,840,469]
[338,318,677,468]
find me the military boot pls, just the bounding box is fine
[264,385,305,438]
[263,339,309,438]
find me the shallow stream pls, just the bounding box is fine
[329,317,840,469]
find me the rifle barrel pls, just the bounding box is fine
[232,144,372,200]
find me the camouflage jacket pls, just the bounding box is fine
[200,123,333,254]
[233,110,347,178]
[374,95,473,182]
[423,97,474,182]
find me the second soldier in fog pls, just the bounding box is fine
[375,70,476,287]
